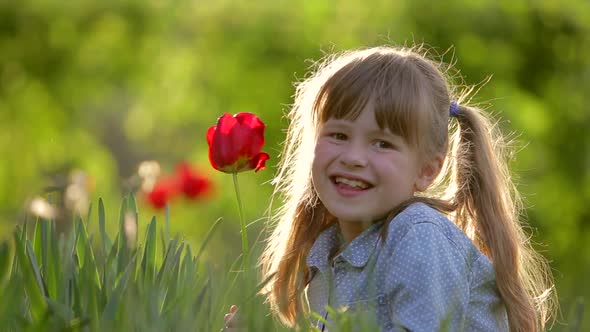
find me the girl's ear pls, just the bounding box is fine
[414,154,444,192]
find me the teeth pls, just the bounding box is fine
[335,177,370,189]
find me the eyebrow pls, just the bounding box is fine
[323,120,398,137]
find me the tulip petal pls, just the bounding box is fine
[146,178,178,209]
[206,126,216,146]
[251,152,270,172]
[232,115,257,156]
[213,114,240,167]
[217,113,237,135]
[207,126,224,171]
[175,163,212,199]
[234,113,266,160]
[236,112,265,130]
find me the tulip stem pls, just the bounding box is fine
[232,173,249,268]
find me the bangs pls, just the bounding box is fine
[312,51,432,148]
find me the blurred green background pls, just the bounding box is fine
[0,0,588,329]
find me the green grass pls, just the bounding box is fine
[0,195,290,331]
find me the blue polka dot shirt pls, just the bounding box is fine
[305,202,509,331]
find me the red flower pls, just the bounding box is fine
[207,113,270,173]
[145,178,178,209]
[175,162,212,199]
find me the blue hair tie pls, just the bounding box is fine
[449,102,459,117]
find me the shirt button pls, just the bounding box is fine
[377,294,387,305]
[384,322,394,330]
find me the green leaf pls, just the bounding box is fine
[86,201,93,227]
[13,229,47,321]
[103,236,119,294]
[26,241,48,298]
[0,276,22,329]
[127,193,138,218]
[100,255,136,324]
[84,265,100,331]
[33,218,43,272]
[164,203,171,244]
[116,198,129,273]
[45,297,74,322]
[194,217,223,263]
[141,217,157,283]
[98,198,111,258]
[0,241,12,287]
[193,278,209,314]
[127,193,138,247]
[45,220,61,301]
[62,317,91,332]
[160,228,167,261]
[74,217,101,288]
[161,244,185,313]
[242,271,276,304]
[70,270,83,320]
[78,209,102,328]
[155,238,178,285]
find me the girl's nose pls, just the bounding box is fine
[340,143,368,168]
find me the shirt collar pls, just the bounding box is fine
[306,224,339,273]
[306,222,383,271]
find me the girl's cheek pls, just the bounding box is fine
[315,140,330,151]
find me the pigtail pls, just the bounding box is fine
[263,200,333,326]
[450,104,555,332]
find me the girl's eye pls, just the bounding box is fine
[375,140,393,149]
[329,133,347,140]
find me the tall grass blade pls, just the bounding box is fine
[32,218,43,273]
[74,217,101,287]
[25,241,48,298]
[116,198,129,274]
[0,242,12,287]
[45,220,60,300]
[127,193,139,246]
[141,217,157,283]
[14,229,46,321]
[98,198,110,258]
[100,255,136,324]
[195,217,223,263]
[156,238,177,285]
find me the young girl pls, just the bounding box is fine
[224,46,556,331]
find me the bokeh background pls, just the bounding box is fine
[1,0,588,329]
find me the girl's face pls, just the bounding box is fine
[312,106,430,236]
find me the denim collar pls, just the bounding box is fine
[306,222,383,272]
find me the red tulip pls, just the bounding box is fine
[145,178,178,209]
[207,113,270,173]
[175,162,212,199]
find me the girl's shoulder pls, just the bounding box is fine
[383,202,483,265]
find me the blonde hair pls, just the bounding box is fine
[259,46,556,331]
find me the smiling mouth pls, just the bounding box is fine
[331,176,373,190]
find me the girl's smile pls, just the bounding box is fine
[331,173,373,196]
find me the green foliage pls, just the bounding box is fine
[0,196,290,331]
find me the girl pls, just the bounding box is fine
[225,46,556,331]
